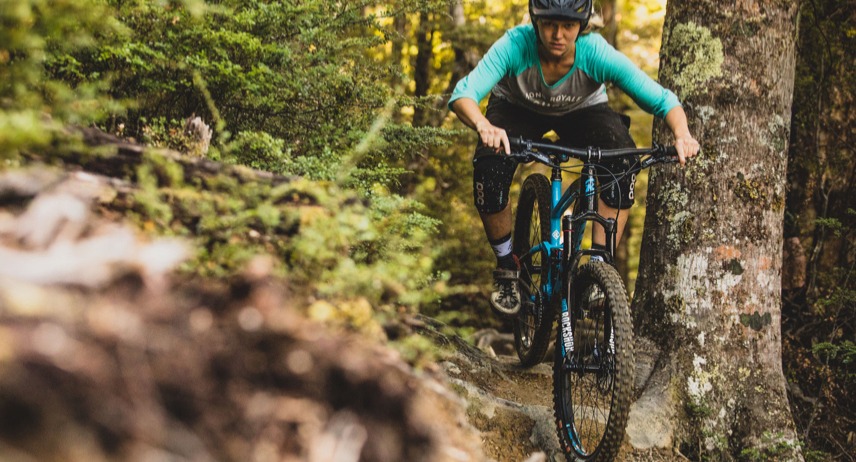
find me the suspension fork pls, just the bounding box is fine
[559,209,577,358]
[559,163,600,358]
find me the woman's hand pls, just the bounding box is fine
[476,120,511,155]
[674,133,700,165]
[664,106,699,165]
[450,98,511,155]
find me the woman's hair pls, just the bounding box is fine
[584,11,604,34]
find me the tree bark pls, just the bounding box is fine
[438,0,473,119]
[413,1,476,129]
[390,12,408,92]
[412,11,434,128]
[629,1,803,459]
[598,0,618,46]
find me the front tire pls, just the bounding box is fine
[512,174,554,367]
[553,262,634,462]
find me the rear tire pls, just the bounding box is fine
[553,262,634,462]
[512,174,554,367]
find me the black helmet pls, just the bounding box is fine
[529,0,592,29]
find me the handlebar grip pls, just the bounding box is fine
[662,145,679,163]
[509,137,527,150]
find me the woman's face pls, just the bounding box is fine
[537,18,581,59]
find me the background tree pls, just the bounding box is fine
[630,0,803,459]
[782,0,855,458]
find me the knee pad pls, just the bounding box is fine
[599,157,638,210]
[473,153,517,214]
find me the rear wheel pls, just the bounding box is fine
[512,174,554,367]
[553,262,633,462]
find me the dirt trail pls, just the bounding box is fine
[434,327,686,462]
[423,322,558,462]
[444,351,556,462]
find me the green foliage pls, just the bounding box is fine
[139,117,200,153]
[53,0,464,191]
[814,214,850,238]
[121,149,442,314]
[67,0,439,163]
[225,131,289,173]
[738,432,800,462]
[289,185,440,306]
[812,341,856,366]
[0,0,122,159]
[390,333,450,370]
[0,1,478,351]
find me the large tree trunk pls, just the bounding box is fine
[628,1,802,459]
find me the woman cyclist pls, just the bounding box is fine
[449,0,699,318]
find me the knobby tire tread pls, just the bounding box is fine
[512,174,554,367]
[553,262,634,462]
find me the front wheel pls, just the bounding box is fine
[512,174,554,367]
[553,262,634,462]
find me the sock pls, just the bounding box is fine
[590,243,607,263]
[490,234,516,270]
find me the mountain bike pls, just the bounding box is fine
[507,137,678,461]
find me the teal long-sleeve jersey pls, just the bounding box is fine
[449,24,680,119]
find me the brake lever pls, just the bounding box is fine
[529,150,552,166]
[643,144,679,166]
[511,149,553,166]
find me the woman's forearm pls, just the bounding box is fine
[663,105,699,165]
[452,98,490,131]
[665,105,692,138]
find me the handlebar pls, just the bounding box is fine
[508,137,678,168]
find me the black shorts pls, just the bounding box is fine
[472,97,638,214]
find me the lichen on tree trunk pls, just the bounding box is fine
[630,0,803,459]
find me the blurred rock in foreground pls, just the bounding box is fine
[0,166,485,462]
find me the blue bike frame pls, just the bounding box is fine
[522,162,619,359]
